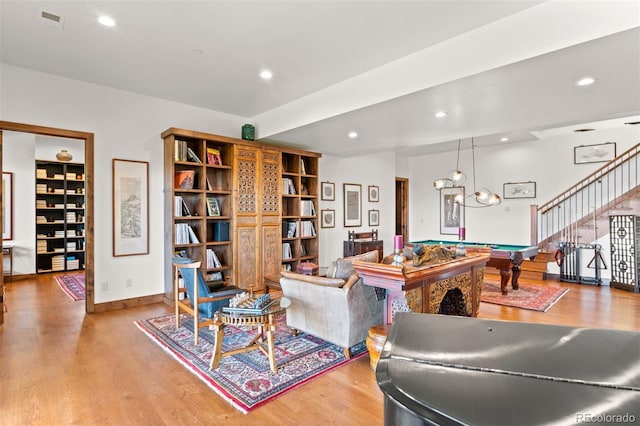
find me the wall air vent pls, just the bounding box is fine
[40,10,64,28]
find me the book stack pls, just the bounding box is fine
[174,139,188,161]
[66,172,76,180]
[36,215,47,224]
[36,183,47,193]
[66,212,76,222]
[36,169,47,178]
[52,255,65,271]
[36,200,47,208]
[283,221,298,238]
[187,147,202,163]
[37,240,47,253]
[53,174,64,180]
[55,230,65,237]
[67,242,77,251]
[67,257,80,270]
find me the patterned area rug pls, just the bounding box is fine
[481,279,569,312]
[135,313,367,413]
[54,273,85,301]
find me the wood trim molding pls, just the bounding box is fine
[93,293,164,313]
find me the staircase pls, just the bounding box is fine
[531,143,640,282]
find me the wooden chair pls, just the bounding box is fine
[173,258,244,344]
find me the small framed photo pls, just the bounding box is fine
[368,209,379,227]
[320,209,335,228]
[368,185,379,202]
[321,181,335,201]
[503,181,536,199]
[574,142,616,164]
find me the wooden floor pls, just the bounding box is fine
[1,274,638,425]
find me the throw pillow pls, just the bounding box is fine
[334,250,379,280]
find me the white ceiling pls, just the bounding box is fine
[1,1,639,157]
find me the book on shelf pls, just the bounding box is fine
[282,263,292,271]
[206,176,212,191]
[174,170,195,189]
[187,147,202,163]
[187,225,200,244]
[174,223,199,244]
[284,221,297,238]
[206,197,221,216]
[206,248,222,268]
[282,178,296,195]
[36,169,47,178]
[174,139,188,162]
[300,200,316,216]
[300,221,316,237]
[206,147,223,166]
[300,158,306,175]
[282,242,293,260]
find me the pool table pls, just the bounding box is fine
[409,239,539,295]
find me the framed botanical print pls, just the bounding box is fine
[503,181,536,199]
[574,142,616,164]
[343,183,362,227]
[440,186,464,235]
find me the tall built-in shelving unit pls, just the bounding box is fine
[35,161,85,273]
[162,127,320,301]
[281,152,319,272]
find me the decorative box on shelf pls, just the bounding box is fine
[297,261,319,276]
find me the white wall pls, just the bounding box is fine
[318,151,396,266]
[2,63,246,303]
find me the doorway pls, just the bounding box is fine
[395,177,409,243]
[0,121,94,324]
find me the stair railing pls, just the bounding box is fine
[532,143,640,251]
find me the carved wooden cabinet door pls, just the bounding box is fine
[233,146,281,290]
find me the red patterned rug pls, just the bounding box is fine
[481,279,569,312]
[54,273,85,301]
[135,313,367,413]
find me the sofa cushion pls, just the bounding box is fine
[326,261,337,279]
[334,250,379,279]
[280,271,345,288]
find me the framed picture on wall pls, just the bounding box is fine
[343,183,362,227]
[440,186,464,235]
[368,185,379,202]
[112,159,149,256]
[2,172,13,240]
[368,209,379,226]
[320,209,335,228]
[321,181,335,201]
[574,142,616,164]
[503,181,536,199]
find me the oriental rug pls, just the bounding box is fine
[134,313,367,414]
[481,279,569,312]
[54,273,85,301]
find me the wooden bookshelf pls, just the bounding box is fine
[35,160,85,273]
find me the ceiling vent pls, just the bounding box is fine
[573,128,595,133]
[40,10,64,29]
[624,121,640,125]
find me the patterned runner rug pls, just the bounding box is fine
[135,313,367,413]
[481,279,569,312]
[54,273,85,301]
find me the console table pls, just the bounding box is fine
[343,230,383,260]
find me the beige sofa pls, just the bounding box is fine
[279,250,384,357]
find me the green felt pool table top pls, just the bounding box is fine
[410,239,535,253]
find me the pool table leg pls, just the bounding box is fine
[499,269,511,295]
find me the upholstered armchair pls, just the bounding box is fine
[279,250,383,358]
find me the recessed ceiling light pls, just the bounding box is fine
[500,137,509,142]
[435,111,447,118]
[348,131,358,139]
[576,77,595,86]
[98,15,115,27]
[260,70,273,80]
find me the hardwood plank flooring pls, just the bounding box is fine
[0,274,638,425]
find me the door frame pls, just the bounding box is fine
[0,121,94,321]
[395,177,409,244]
